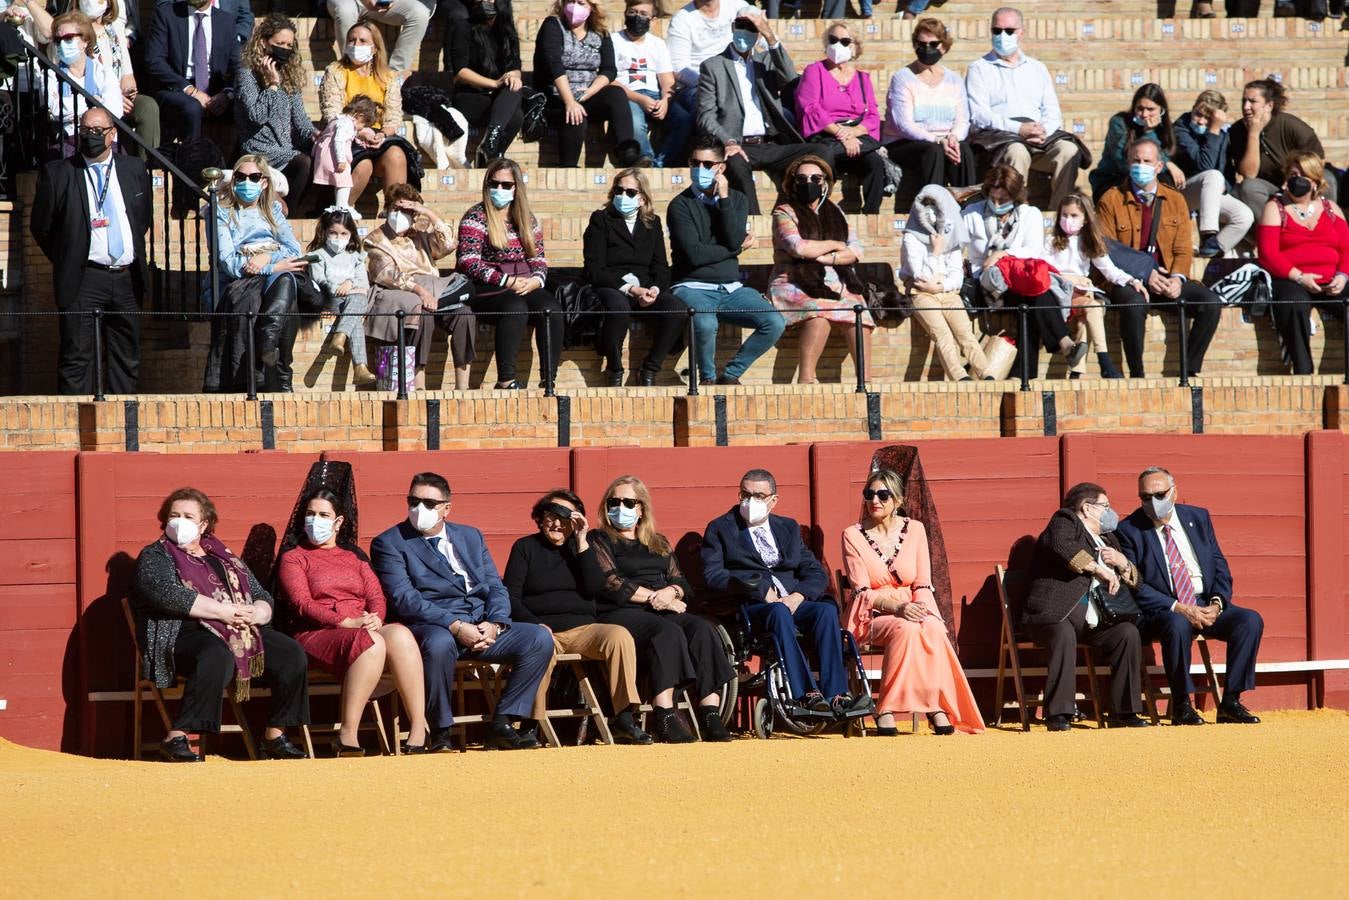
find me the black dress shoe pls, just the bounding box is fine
[799,691,833,714]
[716,375,742,386]
[260,734,309,760]
[1216,699,1261,724]
[610,717,654,745]
[493,380,521,390]
[1171,702,1206,726]
[160,735,200,763]
[699,708,734,742]
[515,725,542,749]
[650,709,697,744]
[482,722,529,750]
[1046,714,1072,732]
[698,376,717,386]
[637,368,658,387]
[605,368,625,387]
[428,727,456,753]
[1107,713,1153,728]
[330,738,366,758]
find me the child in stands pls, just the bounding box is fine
[307,207,376,387]
[312,95,379,217]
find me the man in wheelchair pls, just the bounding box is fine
[701,468,873,720]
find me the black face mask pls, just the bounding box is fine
[268,46,294,64]
[625,13,651,36]
[915,45,943,66]
[79,131,108,159]
[793,181,824,205]
[1286,175,1313,199]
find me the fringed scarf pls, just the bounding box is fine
[162,534,265,700]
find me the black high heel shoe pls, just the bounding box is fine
[331,738,365,758]
[927,711,956,736]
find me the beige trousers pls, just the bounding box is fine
[912,291,989,380]
[1001,140,1080,211]
[533,623,641,717]
[1070,304,1108,374]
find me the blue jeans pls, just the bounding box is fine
[628,88,660,160]
[673,283,785,381]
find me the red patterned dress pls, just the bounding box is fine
[277,544,388,677]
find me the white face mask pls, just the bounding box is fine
[387,210,412,234]
[408,502,441,533]
[165,516,200,548]
[80,0,108,19]
[739,497,770,526]
[305,515,336,545]
[825,41,852,65]
[345,43,374,65]
[325,237,347,255]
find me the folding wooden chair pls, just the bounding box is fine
[1141,633,1224,724]
[539,653,615,747]
[123,597,258,760]
[300,670,396,758]
[390,659,503,753]
[992,565,1107,730]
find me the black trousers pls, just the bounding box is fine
[279,152,313,214]
[885,138,976,189]
[1008,289,1069,378]
[811,138,886,213]
[1027,603,1142,718]
[468,285,563,382]
[171,622,310,733]
[60,266,140,395]
[1269,278,1347,375]
[724,139,822,215]
[455,87,524,154]
[550,85,638,168]
[1140,603,1263,701]
[599,606,734,701]
[1108,281,1222,377]
[593,286,686,374]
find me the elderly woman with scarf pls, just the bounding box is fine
[768,154,872,384]
[900,184,990,381]
[132,487,310,762]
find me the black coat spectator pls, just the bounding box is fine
[444,0,525,165]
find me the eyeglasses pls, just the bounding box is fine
[1139,489,1172,501]
[407,495,448,510]
[862,488,895,502]
[234,171,264,183]
[78,125,112,137]
[690,159,719,169]
[794,174,825,185]
[826,35,853,46]
[487,179,515,190]
[614,187,640,198]
[1084,499,1110,509]
[914,39,942,50]
[606,497,640,509]
[738,490,773,502]
[991,26,1018,35]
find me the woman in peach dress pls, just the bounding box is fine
[841,468,984,736]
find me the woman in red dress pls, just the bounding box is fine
[277,488,429,755]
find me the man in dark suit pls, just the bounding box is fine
[30,107,151,396]
[1116,466,1264,725]
[371,472,556,751]
[155,0,255,46]
[143,0,242,142]
[695,12,820,214]
[701,468,868,718]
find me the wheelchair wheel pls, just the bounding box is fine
[753,698,774,739]
[766,662,829,737]
[713,622,739,726]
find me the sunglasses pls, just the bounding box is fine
[1139,489,1172,501]
[826,35,853,46]
[794,174,825,185]
[487,179,515,190]
[606,497,640,509]
[691,159,719,169]
[914,39,942,50]
[992,26,1018,35]
[739,490,773,502]
[234,171,265,183]
[862,488,895,502]
[56,32,84,42]
[407,495,448,509]
[78,125,112,137]
[614,187,640,198]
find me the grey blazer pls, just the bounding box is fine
[695,45,802,146]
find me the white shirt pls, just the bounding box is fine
[83,157,136,268]
[428,528,475,592]
[965,50,1062,136]
[731,54,766,139]
[1040,235,1133,288]
[667,0,750,88]
[1083,530,1108,629]
[900,232,965,293]
[185,3,215,85]
[961,200,1046,276]
[612,31,672,96]
[1153,516,1203,606]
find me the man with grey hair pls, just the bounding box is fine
[1116,466,1264,725]
[965,6,1081,210]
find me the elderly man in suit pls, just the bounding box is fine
[1116,466,1264,725]
[701,468,869,719]
[143,0,242,141]
[696,11,820,215]
[371,472,556,751]
[31,107,151,396]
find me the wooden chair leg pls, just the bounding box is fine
[370,699,391,755]
[538,715,563,748]
[391,692,402,756]
[681,688,703,741]
[1197,637,1223,707]
[993,641,1008,728]
[133,681,145,761]
[301,724,316,760]
[1083,648,1106,728]
[227,694,258,760]
[572,663,614,746]
[1010,647,1031,731]
[1142,659,1162,725]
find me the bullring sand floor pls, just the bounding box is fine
[3,710,1347,898]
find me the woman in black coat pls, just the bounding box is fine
[1022,481,1148,731]
[582,168,687,385]
[444,0,525,166]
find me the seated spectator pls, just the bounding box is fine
[1230,78,1337,223]
[1090,83,1250,259]
[795,22,887,215]
[457,159,563,390]
[1173,89,1255,255]
[902,185,991,381]
[882,17,975,191]
[592,475,735,742]
[702,468,870,720]
[313,95,378,216]
[1096,138,1223,379]
[319,22,417,207]
[133,487,310,762]
[235,14,315,213]
[306,207,376,388]
[668,135,785,386]
[154,0,253,46]
[966,6,1080,212]
[1044,193,1135,380]
[1022,482,1149,731]
[276,487,429,756]
[443,0,525,166]
[769,154,872,384]
[531,0,642,168]
[204,154,306,393]
[46,11,124,153]
[581,167,687,386]
[1256,152,1349,375]
[612,0,691,169]
[503,489,653,745]
[327,0,429,72]
[143,0,239,143]
[841,469,984,736]
[370,472,556,752]
[697,12,815,216]
[59,0,159,159]
[365,183,476,391]
[665,0,750,166]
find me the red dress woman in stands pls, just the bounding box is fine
[276,487,429,755]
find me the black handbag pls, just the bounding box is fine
[520,90,549,142]
[848,262,905,324]
[1090,581,1142,626]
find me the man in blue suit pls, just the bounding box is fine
[143,0,243,142]
[701,468,868,718]
[371,472,556,751]
[1116,466,1263,725]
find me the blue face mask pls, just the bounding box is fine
[991,32,1018,58]
[233,179,262,203]
[607,505,639,529]
[304,515,335,545]
[489,186,515,209]
[731,28,757,55]
[612,193,639,216]
[988,199,1014,216]
[1129,162,1157,188]
[57,39,83,65]
[1190,120,1209,136]
[691,164,717,191]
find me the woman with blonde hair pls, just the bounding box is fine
[591,475,736,742]
[236,13,316,211]
[841,469,983,735]
[581,167,687,385]
[44,11,123,152]
[457,158,563,389]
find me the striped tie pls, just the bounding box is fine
[1163,525,1197,606]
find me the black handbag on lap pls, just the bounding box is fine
[1090,581,1142,626]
